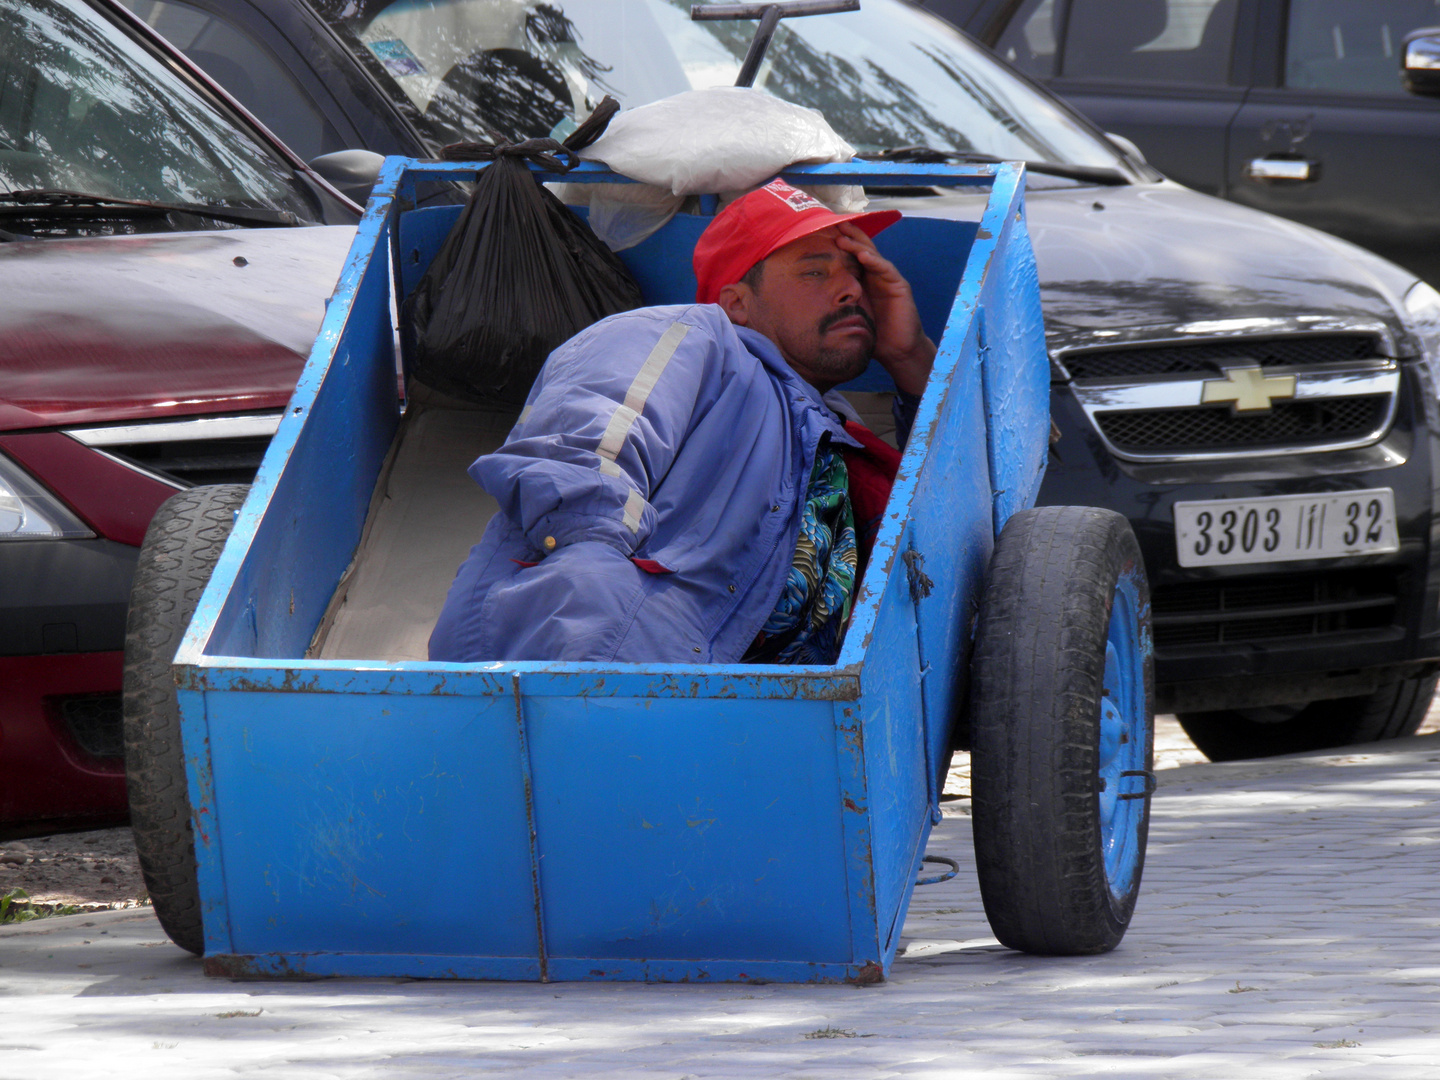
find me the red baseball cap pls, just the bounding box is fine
[692,179,901,305]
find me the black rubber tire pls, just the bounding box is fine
[122,484,248,956]
[1176,673,1438,763]
[970,505,1154,956]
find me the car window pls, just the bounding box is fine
[308,0,1126,169]
[1061,0,1238,84]
[0,0,319,216]
[1285,0,1440,95]
[116,0,347,161]
[994,0,1060,79]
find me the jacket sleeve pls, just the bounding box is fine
[469,310,713,558]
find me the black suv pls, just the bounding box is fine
[921,0,1440,288]
[113,0,1440,760]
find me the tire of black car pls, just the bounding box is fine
[969,505,1155,956]
[1176,673,1438,763]
[122,484,249,956]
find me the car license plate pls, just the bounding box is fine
[1174,489,1399,568]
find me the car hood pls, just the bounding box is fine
[880,179,1422,359]
[0,225,357,431]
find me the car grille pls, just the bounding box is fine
[1097,395,1390,455]
[1066,332,1398,461]
[102,435,271,487]
[1063,334,1382,379]
[1152,569,1398,650]
[68,415,282,488]
[55,693,124,760]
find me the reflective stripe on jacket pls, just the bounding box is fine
[428,303,861,664]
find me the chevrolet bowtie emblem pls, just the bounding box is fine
[1200,363,1297,412]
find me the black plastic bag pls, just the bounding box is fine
[405,128,643,405]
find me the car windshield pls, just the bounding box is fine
[0,0,318,217]
[311,0,1125,170]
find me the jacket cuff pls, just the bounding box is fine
[526,506,650,558]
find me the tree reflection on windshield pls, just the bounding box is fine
[0,0,314,217]
[750,27,973,153]
[722,11,1095,162]
[312,0,1122,169]
[420,5,614,143]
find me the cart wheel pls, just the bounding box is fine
[970,506,1153,956]
[122,484,248,956]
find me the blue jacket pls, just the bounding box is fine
[429,303,863,664]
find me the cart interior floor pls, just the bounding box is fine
[307,389,899,663]
[309,396,516,661]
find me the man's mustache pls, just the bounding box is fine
[818,305,876,336]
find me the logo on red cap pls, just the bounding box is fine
[763,180,827,213]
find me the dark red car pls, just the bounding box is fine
[0,0,359,834]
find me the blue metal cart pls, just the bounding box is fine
[123,158,1154,983]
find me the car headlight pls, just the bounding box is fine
[0,451,95,540]
[1404,280,1440,370]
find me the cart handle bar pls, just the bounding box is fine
[692,0,861,87]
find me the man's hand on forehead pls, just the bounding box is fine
[835,222,936,397]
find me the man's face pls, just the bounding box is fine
[721,227,876,391]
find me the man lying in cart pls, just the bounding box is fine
[429,179,937,666]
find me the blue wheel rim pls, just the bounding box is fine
[1097,570,1148,901]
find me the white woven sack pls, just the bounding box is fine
[576,87,856,195]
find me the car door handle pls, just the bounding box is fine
[1245,157,1320,183]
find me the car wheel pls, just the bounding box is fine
[1176,673,1438,763]
[122,484,248,956]
[970,506,1154,956]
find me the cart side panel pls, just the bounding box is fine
[899,315,996,812]
[875,167,1047,819]
[180,685,233,957]
[392,200,702,311]
[208,218,400,660]
[613,214,708,305]
[202,689,542,961]
[841,211,1018,950]
[395,204,463,309]
[394,198,974,400]
[852,536,928,960]
[975,171,1049,529]
[521,691,854,966]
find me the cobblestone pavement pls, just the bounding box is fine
[4,729,1439,1078]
